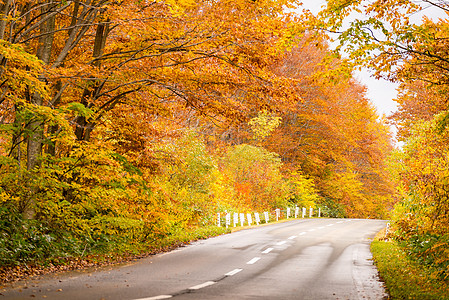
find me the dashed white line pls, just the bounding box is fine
[262,247,274,254]
[134,295,172,300]
[225,268,243,276]
[189,281,216,290]
[276,240,287,245]
[299,232,306,235]
[247,257,261,264]
[318,226,325,229]
[337,221,344,224]
[288,235,297,240]
[327,224,335,227]
[308,228,316,232]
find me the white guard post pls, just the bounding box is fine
[286,207,290,219]
[240,213,245,226]
[254,212,260,225]
[309,207,313,218]
[247,213,253,226]
[295,206,299,218]
[217,213,221,226]
[318,208,321,218]
[275,208,280,221]
[225,213,231,229]
[233,212,239,227]
[302,207,306,218]
[264,211,269,223]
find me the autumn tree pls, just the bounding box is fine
[312,0,449,277]
[265,37,395,218]
[0,0,303,217]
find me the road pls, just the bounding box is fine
[1,218,388,300]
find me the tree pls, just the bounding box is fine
[266,37,395,218]
[0,0,304,218]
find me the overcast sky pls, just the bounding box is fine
[299,0,447,119]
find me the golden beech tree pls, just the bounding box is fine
[265,38,395,218]
[314,0,449,276]
[0,0,303,218]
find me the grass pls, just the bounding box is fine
[0,225,230,285]
[371,237,449,299]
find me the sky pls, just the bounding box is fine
[299,0,447,123]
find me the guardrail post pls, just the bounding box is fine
[302,207,306,218]
[385,222,390,238]
[286,207,290,219]
[295,206,299,218]
[225,213,231,228]
[233,212,238,227]
[217,213,221,226]
[247,213,253,226]
[275,208,280,221]
[240,213,244,226]
[309,207,313,218]
[318,208,321,218]
[264,211,269,223]
[254,212,260,225]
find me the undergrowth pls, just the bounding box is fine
[0,208,229,285]
[371,238,449,300]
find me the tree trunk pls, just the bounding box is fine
[74,20,109,141]
[24,1,56,219]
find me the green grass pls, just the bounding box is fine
[0,225,230,284]
[371,239,449,299]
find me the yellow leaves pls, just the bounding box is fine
[0,39,48,101]
[161,0,197,16]
[248,110,282,141]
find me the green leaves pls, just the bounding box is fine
[65,103,94,118]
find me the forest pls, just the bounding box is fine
[0,0,447,283]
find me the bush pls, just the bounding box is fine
[372,239,449,299]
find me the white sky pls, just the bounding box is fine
[299,0,447,117]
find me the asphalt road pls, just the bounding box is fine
[1,218,388,300]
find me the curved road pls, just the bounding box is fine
[1,219,387,300]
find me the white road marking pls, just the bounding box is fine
[225,268,243,276]
[318,226,325,229]
[299,232,306,235]
[262,247,274,254]
[247,257,261,264]
[327,224,335,227]
[189,281,216,290]
[134,295,172,300]
[308,228,316,232]
[337,221,344,224]
[288,235,297,240]
[276,241,287,245]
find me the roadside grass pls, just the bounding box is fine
[371,236,449,300]
[0,225,230,285]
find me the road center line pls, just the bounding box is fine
[288,235,297,240]
[327,224,335,227]
[247,257,261,264]
[308,228,316,232]
[318,226,325,229]
[299,232,306,235]
[134,295,172,300]
[262,247,274,254]
[189,281,216,290]
[276,241,287,245]
[337,221,344,224]
[225,268,243,276]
